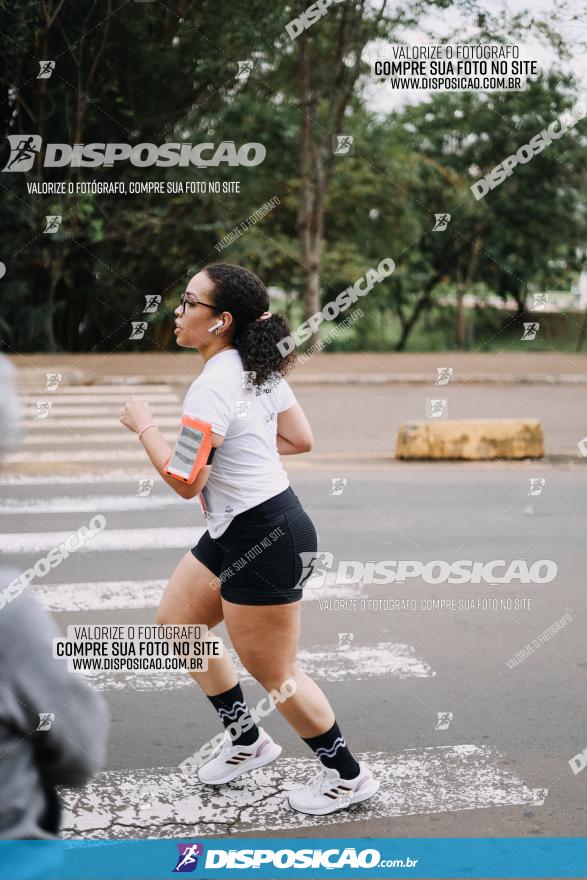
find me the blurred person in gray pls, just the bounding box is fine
[0,356,110,838]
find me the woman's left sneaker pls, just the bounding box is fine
[198,727,282,785]
[288,761,379,815]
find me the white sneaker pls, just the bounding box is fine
[198,727,282,785]
[288,761,379,815]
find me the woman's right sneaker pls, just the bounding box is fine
[198,727,282,785]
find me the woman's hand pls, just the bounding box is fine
[119,398,154,435]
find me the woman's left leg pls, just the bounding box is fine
[221,599,334,737]
[222,598,379,814]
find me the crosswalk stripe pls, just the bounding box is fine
[0,471,158,485]
[58,746,547,838]
[19,385,178,395]
[20,393,178,403]
[22,405,180,417]
[32,579,364,612]
[0,495,185,515]
[7,450,155,463]
[77,642,434,691]
[22,416,180,429]
[0,526,204,554]
[4,450,164,465]
[21,432,175,446]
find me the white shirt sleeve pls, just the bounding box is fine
[182,381,235,436]
[272,378,297,413]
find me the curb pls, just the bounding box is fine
[15,371,587,388]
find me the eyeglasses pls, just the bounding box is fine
[179,293,218,316]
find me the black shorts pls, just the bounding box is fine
[191,487,318,605]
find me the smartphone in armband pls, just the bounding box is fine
[164,415,214,484]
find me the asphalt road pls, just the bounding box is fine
[2,380,587,867]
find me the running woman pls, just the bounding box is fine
[120,263,379,815]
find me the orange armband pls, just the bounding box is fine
[164,415,213,484]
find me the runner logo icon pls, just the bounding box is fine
[173,843,204,872]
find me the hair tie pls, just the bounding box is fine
[257,311,272,321]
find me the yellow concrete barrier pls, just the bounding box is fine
[395,418,544,460]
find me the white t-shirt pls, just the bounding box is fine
[182,348,297,538]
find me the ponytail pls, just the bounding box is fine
[204,263,296,387]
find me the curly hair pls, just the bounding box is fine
[203,263,296,388]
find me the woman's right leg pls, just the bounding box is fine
[156,550,238,695]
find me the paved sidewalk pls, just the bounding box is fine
[9,351,587,387]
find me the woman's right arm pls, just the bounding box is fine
[140,426,223,499]
[276,403,313,455]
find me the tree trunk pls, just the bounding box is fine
[297,29,322,341]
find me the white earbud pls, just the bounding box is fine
[208,319,224,333]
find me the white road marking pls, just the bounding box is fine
[21,432,175,446]
[0,495,186,515]
[19,385,177,395]
[77,643,434,691]
[58,746,547,838]
[20,394,178,404]
[0,471,157,485]
[22,405,180,417]
[0,526,204,554]
[22,416,180,429]
[33,579,365,612]
[34,579,168,611]
[6,450,152,463]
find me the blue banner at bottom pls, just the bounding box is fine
[1,837,586,880]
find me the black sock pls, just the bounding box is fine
[206,683,260,747]
[302,720,361,780]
